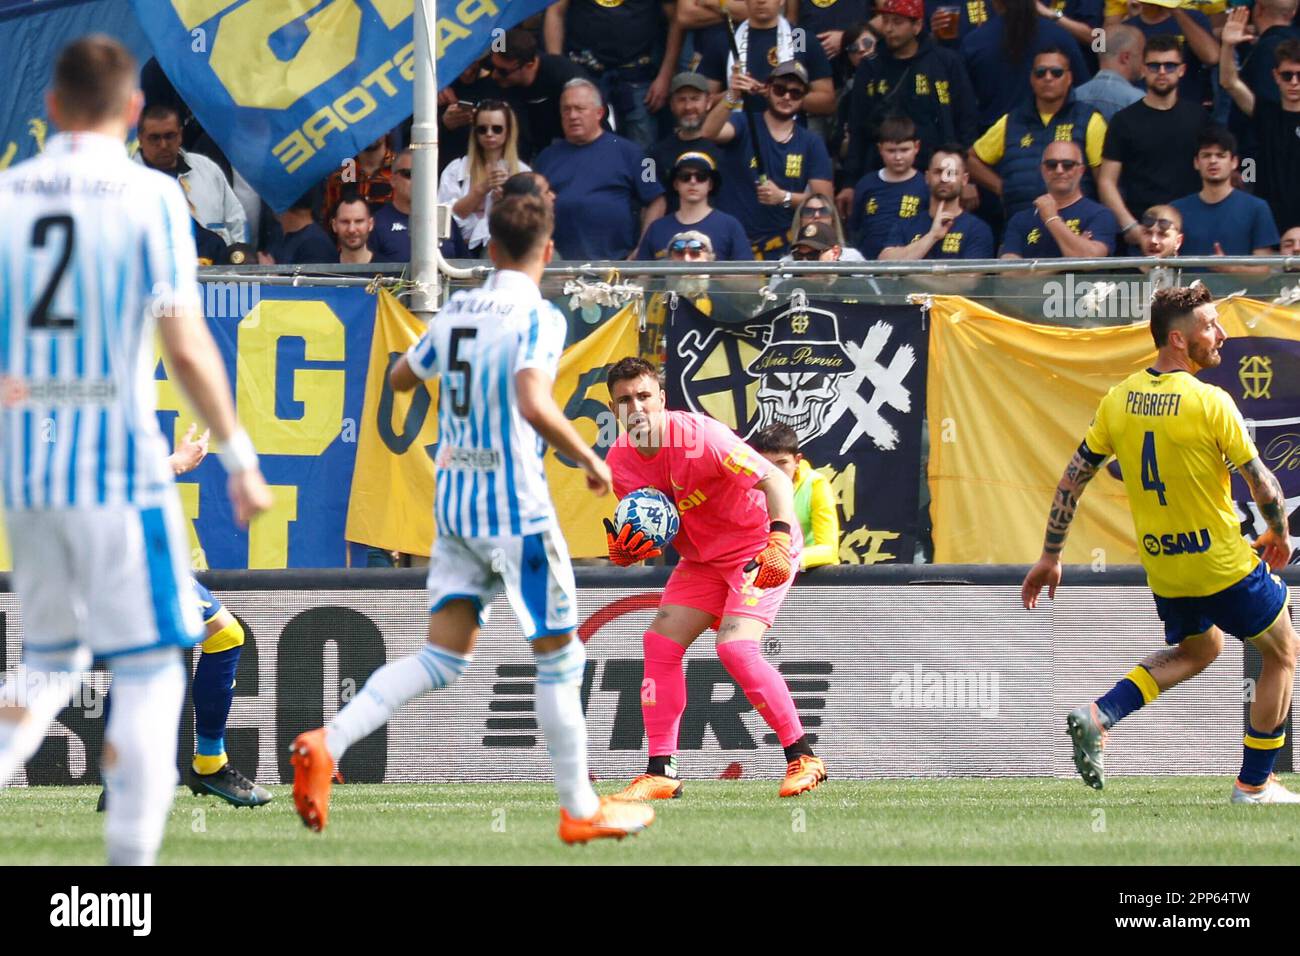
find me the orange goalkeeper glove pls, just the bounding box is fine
[604,518,663,567]
[743,522,794,588]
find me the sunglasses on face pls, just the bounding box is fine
[1041,158,1081,171]
[1032,66,1066,79]
[491,60,525,77]
[1141,213,1176,232]
[802,205,831,218]
[1145,61,1180,73]
[475,124,505,135]
[791,247,823,260]
[676,170,710,184]
[395,168,412,178]
[670,239,707,253]
[770,83,807,99]
[1278,70,1300,83]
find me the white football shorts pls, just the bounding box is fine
[6,500,204,658]
[426,528,577,640]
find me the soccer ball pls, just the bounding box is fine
[614,487,680,550]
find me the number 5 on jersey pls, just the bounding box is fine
[1141,430,1167,506]
[448,327,476,417]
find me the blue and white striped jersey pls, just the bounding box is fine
[0,132,198,510]
[405,269,567,538]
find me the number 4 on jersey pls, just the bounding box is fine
[1141,430,1167,506]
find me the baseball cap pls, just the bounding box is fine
[769,60,810,86]
[670,72,711,94]
[877,0,924,18]
[671,151,721,192]
[792,221,837,252]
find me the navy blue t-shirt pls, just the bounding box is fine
[371,202,411,262]
[960,14,1092,126]
[713,111,833,250]
[1125,11,1215,105]
[698,24,833,113]
[1000,196,1118,257]
[848,170,930,259]
[635,209,754,260]
[796,0,871,36]
[269,221,336,266]
[884,210,995,259]
[1171,189,1280,256]
[534,133,665,260]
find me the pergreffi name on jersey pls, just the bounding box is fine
[1126,391,1182,417]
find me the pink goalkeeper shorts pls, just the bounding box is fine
[660,557,796,629]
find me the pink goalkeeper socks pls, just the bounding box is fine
[642,631,687,757]
[717,639,803,747]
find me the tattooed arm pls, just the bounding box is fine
[1042,448,1104,557]
[1240,457,1293,570]
[1021,445,1104,609]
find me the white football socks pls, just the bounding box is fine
[535,639,600,820]
[0,645,91,787]
[325,643,471,762]
[102,648,186,867]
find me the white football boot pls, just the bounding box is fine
[1231,774,1300,804]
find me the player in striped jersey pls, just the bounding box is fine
[0,36,271,865]
[291,194,655,844]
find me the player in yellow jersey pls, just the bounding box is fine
[1022,286,1298,803]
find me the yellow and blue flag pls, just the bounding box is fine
[130,0,561,211]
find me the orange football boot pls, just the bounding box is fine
[779,754,827,797]
[613,773,685,801]
[291,728,336,832]
[559,796,656,844]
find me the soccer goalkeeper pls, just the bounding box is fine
[602,358,826,799]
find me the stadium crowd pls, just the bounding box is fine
[141,0,1300,268]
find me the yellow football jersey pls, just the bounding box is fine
[1083,368,1258,598]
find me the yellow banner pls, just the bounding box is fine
[545,301,641,558]
[927,295,1300,565]
[344,289,441,556]
[344,293,639,559]
[928,295,1154,565]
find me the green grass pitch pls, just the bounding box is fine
[3,777,1299,865]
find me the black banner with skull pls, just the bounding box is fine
[665,293,929,564]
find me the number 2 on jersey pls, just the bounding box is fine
[448,327,476,417]
[30,215,77,331]
[1141,430,1167,506]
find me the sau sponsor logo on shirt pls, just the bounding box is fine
[899,195,921,218]
[1143,528,1211,556]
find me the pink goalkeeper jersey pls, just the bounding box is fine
[608,410,802,567]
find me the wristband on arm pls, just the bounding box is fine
[219,428,259,474]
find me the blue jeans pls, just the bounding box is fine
[595,66,661,151]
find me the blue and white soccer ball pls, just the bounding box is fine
[614,487,680,550]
